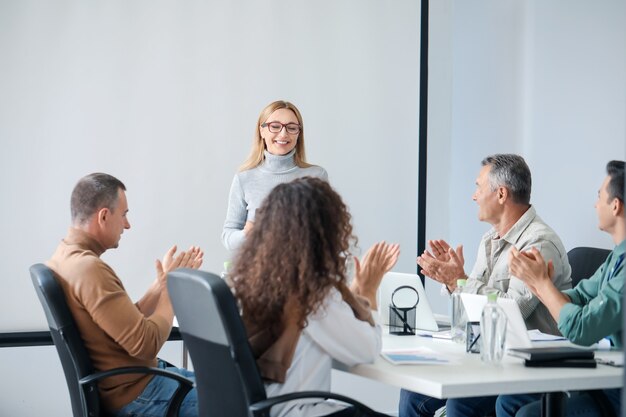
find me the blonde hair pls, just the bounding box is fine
[239,100,312,171]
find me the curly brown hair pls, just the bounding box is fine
[231,177,357,332]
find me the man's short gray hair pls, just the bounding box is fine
[71,173,126,224]
[481,154,532,205]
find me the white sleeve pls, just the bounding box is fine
[303,289,382,367]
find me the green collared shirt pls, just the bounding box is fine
[559,239,626,348]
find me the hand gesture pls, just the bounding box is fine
[243,221,254,235]
[184,246,204,269]
[508,247,553,296]
[428,239,453,262]
[417,244,465,288]
[353,242,400,305]
[156,245,204,288]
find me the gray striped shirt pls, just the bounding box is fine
[464,206,572,335]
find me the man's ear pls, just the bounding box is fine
[96,207,109,227]
[612,198,624,217]
[497,186,508,204]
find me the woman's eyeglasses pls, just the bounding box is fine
[261,122,301,135]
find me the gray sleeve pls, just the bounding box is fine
[464,269,537,320]
[464,241,569,320]
[508,240,570,319]
[463,241,490,292]
[319,167,329,181]
[221,175,247,251]
[306,165,329,182]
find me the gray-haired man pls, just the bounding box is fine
[399,154,572,417]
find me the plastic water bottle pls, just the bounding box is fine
[220,261,231,281]
[480,292,507,365]
[451,279,467,344]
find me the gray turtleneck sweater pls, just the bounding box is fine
[222,149,328,251]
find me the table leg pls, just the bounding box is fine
[541,392,566,417]
[182,343,188,369]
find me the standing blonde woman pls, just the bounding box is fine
[222,100,328,252]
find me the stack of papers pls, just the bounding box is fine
[595,351,624,367]
[381,347,458,365]
[527,329,567,342]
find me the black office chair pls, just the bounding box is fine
[567,247,611,287]
[167,268,388,417]
[30,263,193,417]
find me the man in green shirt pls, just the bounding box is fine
[497,160,625,417]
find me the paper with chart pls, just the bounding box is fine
[382,346,460,365]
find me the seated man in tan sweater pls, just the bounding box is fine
[47,173,203,417]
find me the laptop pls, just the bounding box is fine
[377,272,443,331]
[459,293,533,349]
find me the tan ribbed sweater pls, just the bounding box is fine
[47,228,171,411]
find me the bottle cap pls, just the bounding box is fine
[487,292,498,302]
[223,260,231,271]
[456,278,467,287]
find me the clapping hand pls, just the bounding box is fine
[417,239,465,289]
[353,241,400,309]
[508,247,553,297]
[428,239,453,262]
[156,245,204,289]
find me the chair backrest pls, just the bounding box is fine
[567,247,611,287]
[167,268,267,417]
[30,263,101,417]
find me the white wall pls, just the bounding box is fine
[426,0,626,315]
[0,0,420,333]
[2,0,624,415]
[522,0,626,249]
[0,1,418,415]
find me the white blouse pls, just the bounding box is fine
[265,288,382,417]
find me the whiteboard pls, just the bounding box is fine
[0,1,421,331]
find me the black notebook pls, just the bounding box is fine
[508,346,594,362]
[524,358,597,368]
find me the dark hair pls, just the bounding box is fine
[606,160,625,203]
[70,173,126,224]
[231,177,356,331]
[481,154,532,205]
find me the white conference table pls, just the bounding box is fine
[338,332,623,416]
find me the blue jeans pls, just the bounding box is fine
[327,405,391,416]
[399,389,496,417]
[495,393,542,417]
[496,389,621,417]
[114,360,198,417]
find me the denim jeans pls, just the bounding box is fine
[497,389,621,417]
[113,360,198,417]
[399,389,496,417]
[495,393,542,417]
[326,405,391,417]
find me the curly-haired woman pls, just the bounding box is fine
[221,100,328,252]
[231,177,400,417]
